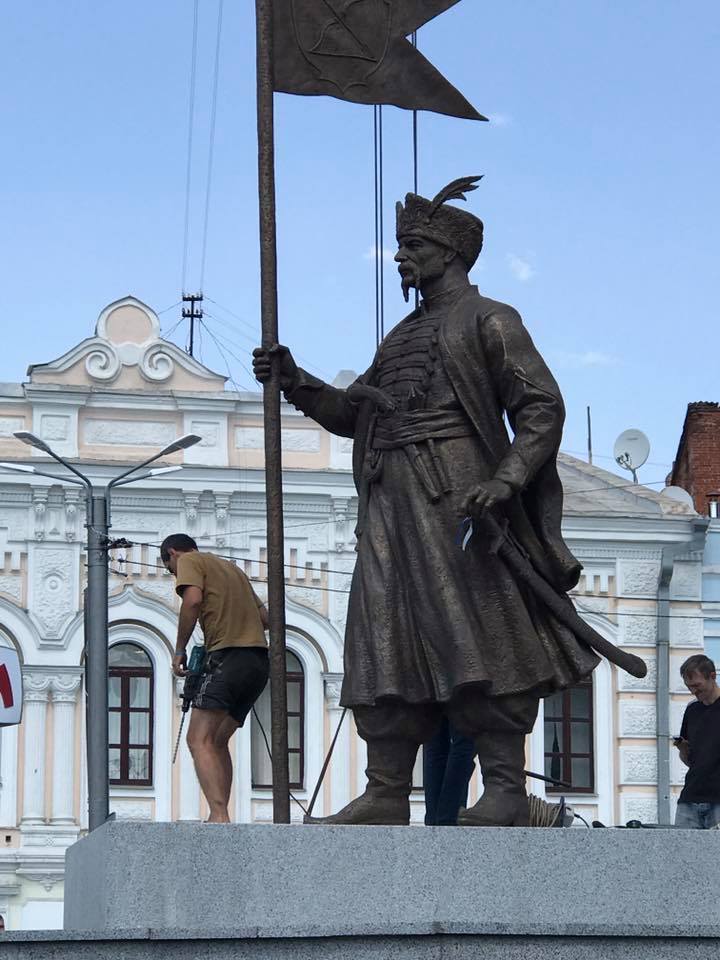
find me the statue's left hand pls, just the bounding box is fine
[463,478,514,520]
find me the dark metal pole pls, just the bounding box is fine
[256,0,290,823]
[86,491,110,831]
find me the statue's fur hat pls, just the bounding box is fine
[396,176,484,270]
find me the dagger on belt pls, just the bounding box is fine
[347,383,448,500]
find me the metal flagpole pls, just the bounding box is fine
[255,0,290,823]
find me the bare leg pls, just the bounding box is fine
[187,708,237,823]
[215,715,240,812]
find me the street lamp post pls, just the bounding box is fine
[1,431,201,831]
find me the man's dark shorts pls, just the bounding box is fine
[193,647,269,725]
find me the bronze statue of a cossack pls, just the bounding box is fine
[255,177,608,827]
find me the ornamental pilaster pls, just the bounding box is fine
[332,498,350,553]
[214,494,230,547]
[21,674,52,824]
[323,673,344,711]
[63,489,82,542]
[50,674,82,824]
[184,494,200,528]
[32,489,48,541]
[322,672,350,812]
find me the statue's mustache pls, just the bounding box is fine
[398,261,421,302]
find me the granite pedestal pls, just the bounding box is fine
[13,821,712,958]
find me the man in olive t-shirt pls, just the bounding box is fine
[161,533,269,822]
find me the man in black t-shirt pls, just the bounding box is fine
[675,654,720,829]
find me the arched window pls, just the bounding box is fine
[544,678,594,794]
[108,642,154,786]
[251,650,304,789]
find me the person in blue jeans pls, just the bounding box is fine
[423,716,477,825]
[675,654,720,829]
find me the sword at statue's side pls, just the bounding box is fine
[481,514,647,679]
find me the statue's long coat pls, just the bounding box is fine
[286,286,599,705]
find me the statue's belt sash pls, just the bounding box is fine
[372,408,472,449]
[365,408,473,502]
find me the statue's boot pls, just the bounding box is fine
[304,738,417,825]
[457,732,529,827]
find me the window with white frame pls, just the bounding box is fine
[108,642,154,786]
[543,678,594,794]
[251,649,305,789]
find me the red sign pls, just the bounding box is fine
[0,664,13,708]
[0,648,22,726]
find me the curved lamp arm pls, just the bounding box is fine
[107,435,201,491]
[0,462,87,487]
[12,432,91,491]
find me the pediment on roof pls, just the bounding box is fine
[27,296,227,393]
[558,453,695,517]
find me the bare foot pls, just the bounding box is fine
[205,811,231,824]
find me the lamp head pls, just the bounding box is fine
[13,431,53,454]
[0,461,36,474]
[158,434,202,457]
[147,466,182,477]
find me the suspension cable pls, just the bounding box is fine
[411,30,420,310]
[373,106,381,347]
[411,31,419,194]
[181,0,200,292]
[199,0,225,291]
[378,105,385,340]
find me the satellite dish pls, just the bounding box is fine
[661,486,695,509]
[613,429,650,484]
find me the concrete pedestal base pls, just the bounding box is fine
[5,928,720,960]
[5,822,714,957]
[64,821,720,936]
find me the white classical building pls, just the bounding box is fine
[0,297,705,929]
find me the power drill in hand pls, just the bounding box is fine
[172,645,206,763]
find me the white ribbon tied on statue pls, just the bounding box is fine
[456,516,474,552]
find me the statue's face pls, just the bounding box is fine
[395,234,453,301]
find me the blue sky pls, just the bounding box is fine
[2,1,718,485]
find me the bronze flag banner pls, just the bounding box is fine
[272,0,486,120]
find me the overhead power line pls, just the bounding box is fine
[105,531,706,607]
[104,475,690,555]
[206,298,332,379]
[200,317,255,390]
[157,301,182,317]
[110,549,712,621]
[178,0,225,354]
